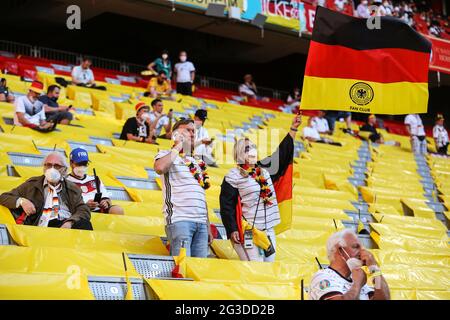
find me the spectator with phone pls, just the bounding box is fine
[71,57,106,91]
[36,85,73,125]
[0,152,92,230]
[119,102,155,143]
[66,148,124,215]
[193,109,216,166]
[148,98,173,140]
[219,113,301,262]
[145,70,174,100]
[154,118,214,257]
[0,78,15,103]
[309,229,390,300]
[13,81,55,132]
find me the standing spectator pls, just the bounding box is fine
[66,148,124,215]
[37,85,73,125]
[147,49,172,79]
[0,152,92,230]
[356,0,370,18]
[153,118,213,257]
[239,74,269,102]
[405,113,427,154]
[309,229,390,300]
[312,110,331,134]
[148,98,173,140]
[334,0,347,12]
[433,114,448,155]
[220,114,301,262]
[71,58,106,90]
[0,78,15,103]
[145,70,173,100]
[119,102,154,143]
[193,109,216,166]
[173,51,195,96]
[14,81,54,131]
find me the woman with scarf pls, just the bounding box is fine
[219,113,301,262]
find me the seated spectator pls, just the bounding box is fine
[193,109,216,166]
[433,114,449,155]
[37,85,73,125]
[280,87,301,113]
[0,78,15,103]
[119,102,154,143]
[303,117,341,146]
[360,115,400,146]
[147,49,172,79]
[148,98,173,140]
[14,81,55,132]
[145,70,174,100]
[71,58,106,91]
[309,229,390,300]
[66,148,124,215]
[0,152,92,230]
[174,50,195,96]
[334,0,347,12]
[312,110,331,134]
[239,74,270,102]
[356,0,370,18]
[325,111,353,134]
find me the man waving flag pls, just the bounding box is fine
[301,6,431,115]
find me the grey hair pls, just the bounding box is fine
[326,229,358,263]
[42,151,68,168]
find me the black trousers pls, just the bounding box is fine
[438,144,448,155]
[48,218,93,230]
[176,82,192,96]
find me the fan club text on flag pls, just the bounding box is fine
[301,6,432,115]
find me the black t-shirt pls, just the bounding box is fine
[38,95,59,114]
[360,124,380,142]
[0,86,9,96]
[120,117,149,140]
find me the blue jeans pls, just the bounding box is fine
[165,221,209,258]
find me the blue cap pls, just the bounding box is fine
[70,148,89,163]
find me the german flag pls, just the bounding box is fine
[301,6,431,115]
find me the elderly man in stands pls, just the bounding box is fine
[0,152,92,230]
[310,229,390,300]
[14,81,54,131]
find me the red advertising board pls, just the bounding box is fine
[426,35,450,74]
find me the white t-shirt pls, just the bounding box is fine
[303,126,321,140]
[14,95,45,126]
[312,117,330,133]
[239,83,257,97]
[433,125,449,148]
[194,126,212,157]
[224,167,280,231]
[71,65,95,84]
[334,0,347,11]
[309,268,374,300]
[66,174,110,212]
[405,114,426,136]
[155,150,208,225]
[148,112,170,137]
[174,61,195,83]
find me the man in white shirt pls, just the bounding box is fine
[405,114,427,154]
[14,81,54,131]
[173,51,195,96]
[154,118,213,257]
[309,229,390,300]
[193,109,216,166]
[312,110,331,134]
[148,98,173,140]
[303,117,322,142]
[71,58,106,90]
[433,114,448,155]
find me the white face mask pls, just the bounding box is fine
[180,55,187,62]
[194,121,202,129]
[162,54,168,60]
[73,166,87,177]
[340,247,363,271]
[247,148,258,164]
[141,112,151,121]
[45,168,61,184]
